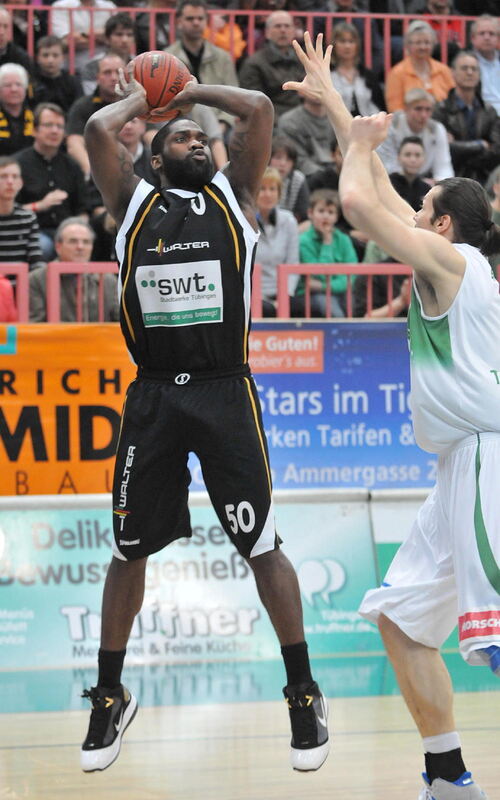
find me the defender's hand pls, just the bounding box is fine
[282,32,337,104]
[349,112,393,150]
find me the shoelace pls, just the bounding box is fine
[82,688,115,739]
[287,694,317,744]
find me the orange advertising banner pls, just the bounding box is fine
[0,324,136,496]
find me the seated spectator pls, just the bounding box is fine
[353,245,410,318]
[81,12,135,95]
[4,0,47,55]
[330,22,385,116]
[432,50,500,185]
[50,0,118,75]
[307,135,342,191]
[16,103,88,261]
[278,97,334,178]
[238,11,304,121]
[66,54,124,180]
[0,272,17,321]
[254,166,299,317]
[295,189,358,318]
[377,88,454,181]
[0,63,34,155]
[269,136,309,223]
[165,0,239,135]
[470,15,500,116]
[0,156,44,273]
[385,20,455,112]
[0,6,33,75]
[413,0,462,64]
[204,13,246,61]
[135,0,175,55]
[328,2,384,78]
[389,136,429,211]
[32,36,83,113]
[118,116,156,184]
[29,217,119,322]
[487,165,500,273]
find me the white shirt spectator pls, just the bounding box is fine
[50,0,117,72]
[473,51,500,115]
[377,110,454,180]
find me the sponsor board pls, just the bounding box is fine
[0,498,378,668]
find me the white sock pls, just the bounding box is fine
[423,731,461,753]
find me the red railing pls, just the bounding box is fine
[275,262,413,319]
[0,262,29,322]
[6,5,477,76]
[46,261,118,322]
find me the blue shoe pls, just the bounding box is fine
[477,645,500,675]
[418,771,487,800]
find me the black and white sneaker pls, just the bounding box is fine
[81,684,138,772]
[284,680,329,771]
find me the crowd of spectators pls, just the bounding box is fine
[0,0,498,322]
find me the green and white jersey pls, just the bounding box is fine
[408,242,500,454]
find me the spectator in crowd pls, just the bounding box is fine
[50,0,117,74]
[81,12,135,95]
[296,188,358,318]
[135,0,175,55]
[117,116,156,184]
[390,136,429,211]
[412,0,462,64]
[66,53,124,180]
[487,164,500,273]
[377,88,454,180]
[0,156,44,273]
[307,135,342,191]
[255,166,299,317]
[31,36,83,114]
[16,103,88,260]
[0,271,16,321]
[269,135,309,222]
[0,63,34,156]
[432,50,500,184]
[165,0,239,134]
[330,22,385,117]
[204,12,246,61]
[239,11,304,120]
[0,6,33,74]
[385,20,455,112]
[353,261,411,318]
[278,96,334,177]
[327,1,384,78]
[3,0,47,55]
[470,15,500,115]
[29,217,119,322]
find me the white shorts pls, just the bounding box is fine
[360,432,500,665]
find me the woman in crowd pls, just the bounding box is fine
[385,20,455,112]
[269,136,309,223]
[330,22,386,117]
[255,167,300,317]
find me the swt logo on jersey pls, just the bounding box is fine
[135,260,223,328]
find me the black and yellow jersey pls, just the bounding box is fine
[115,171,258,373]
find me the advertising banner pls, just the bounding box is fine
[0,321,436,495]
[0,495,379,669]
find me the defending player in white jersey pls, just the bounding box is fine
[284,34,500,800]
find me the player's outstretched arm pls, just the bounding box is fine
[84,67,149,227]
[163,82,274,202]
[283,33,415,227]
[339,114,464,287]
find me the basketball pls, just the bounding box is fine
[132,51,191,122]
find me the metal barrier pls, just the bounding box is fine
[0,262,29,322]
[10,5,477,75]
[275,262,413,319]
[46,261,118,323]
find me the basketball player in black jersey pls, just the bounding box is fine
[79,66,329,773]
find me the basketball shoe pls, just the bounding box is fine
[283,681,329,771]
[418,772,488,800]
[476,645,500,676]
[81,684,138,771]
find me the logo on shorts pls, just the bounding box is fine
[459,610,500,640]
[175,373,190,385]
[114,445,136,533]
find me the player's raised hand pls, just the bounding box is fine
[349,112,393,150]
[282,32,336,103]
[115,64,148,105]
[148,76,197,121]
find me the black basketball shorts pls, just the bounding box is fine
[112,369,280,561]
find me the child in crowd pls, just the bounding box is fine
[296,188,358,318]
[389,135,429,211]
[31,35,83,113]
[269,135,309,223]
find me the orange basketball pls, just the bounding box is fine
[132,51,191,122]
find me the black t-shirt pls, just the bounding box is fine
[67,91,110,136]
[31,67,83,113]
